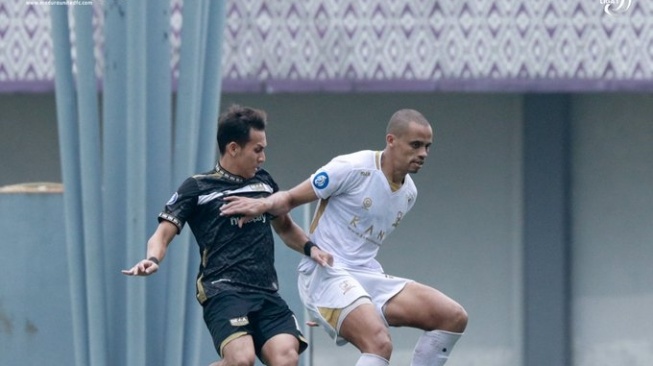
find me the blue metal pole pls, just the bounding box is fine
[165,0,205,364]
[196,0,225,170]
[184,3,210,363]
[50,5,89,366]
[146,0,173,213]
[73,4,108,365]
[145,0,173,364]
[186,2,226,362]
[102,0,128,364]
[125,1,148,365]
[173,0,204,181]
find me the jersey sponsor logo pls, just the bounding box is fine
[312,172,329,189]
[229,214,267,226]
[246,182,270,192]
[348,216,385,245]
[349,216,360,227]
[339,280,356,295]
[362,197,373,210]
[364,225,385,241]
[392,211,404,228]
[229,316,250,327]
[166,192,179,205]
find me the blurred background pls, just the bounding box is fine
[1,1,651,365]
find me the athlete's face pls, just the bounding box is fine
[390,122,432,174]
[235,128,267,179]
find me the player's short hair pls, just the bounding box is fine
[386,109,430,137]
[217,104,267,155]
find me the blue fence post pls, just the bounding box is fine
[101,0,128,362]
[164,0,207,364]
[125,0,148,365]
[145,0,173,363]
[73,5,108,365]
[184,2,227,364]
[50,5,89,366]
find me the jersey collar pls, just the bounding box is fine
[215,162,245,183]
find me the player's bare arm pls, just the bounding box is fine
[121,220,178,276]
[271,213,333,267]
[220,179,318,225]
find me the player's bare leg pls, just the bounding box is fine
[385,282,467,331]
[210,335,257,366]
[260,333,300,366]
[339,302,392,365]
[384,282,467,366]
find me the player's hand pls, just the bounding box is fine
[220,196,269,227]
[121,258,159,276]
[311,246,333,267]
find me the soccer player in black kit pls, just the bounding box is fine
[122,105,333,366]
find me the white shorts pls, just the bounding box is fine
[298,263,411,345]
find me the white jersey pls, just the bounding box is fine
[299,150,417,273]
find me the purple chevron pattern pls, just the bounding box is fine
[1,0,652,92]
[0,1,54,90]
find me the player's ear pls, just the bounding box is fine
[227,141,239,157]
[386,133,395,146]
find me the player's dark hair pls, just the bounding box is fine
[217,104,267,155]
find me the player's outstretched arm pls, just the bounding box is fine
[121,257,159,276]
[272,213,333,267]
[121,220,178,276]
[220,179,318,226]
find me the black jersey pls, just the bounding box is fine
[159,164,280,304]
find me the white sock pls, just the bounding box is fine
[356,353,390,366]
[410,330,462,366]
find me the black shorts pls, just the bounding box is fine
[202,290,308,359]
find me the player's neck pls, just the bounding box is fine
[380,151,405,188]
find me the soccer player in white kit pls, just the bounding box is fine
[221,109,468,366]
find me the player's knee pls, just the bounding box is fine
[263,347,299,366]
[223,350,256,366]
[425,301,468,333]
[268,352,299,366]
[345,321,393,359]
[264,346,299,366]
[377,332,394,359]
[365,326,393,359]
[448,303,468,333]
